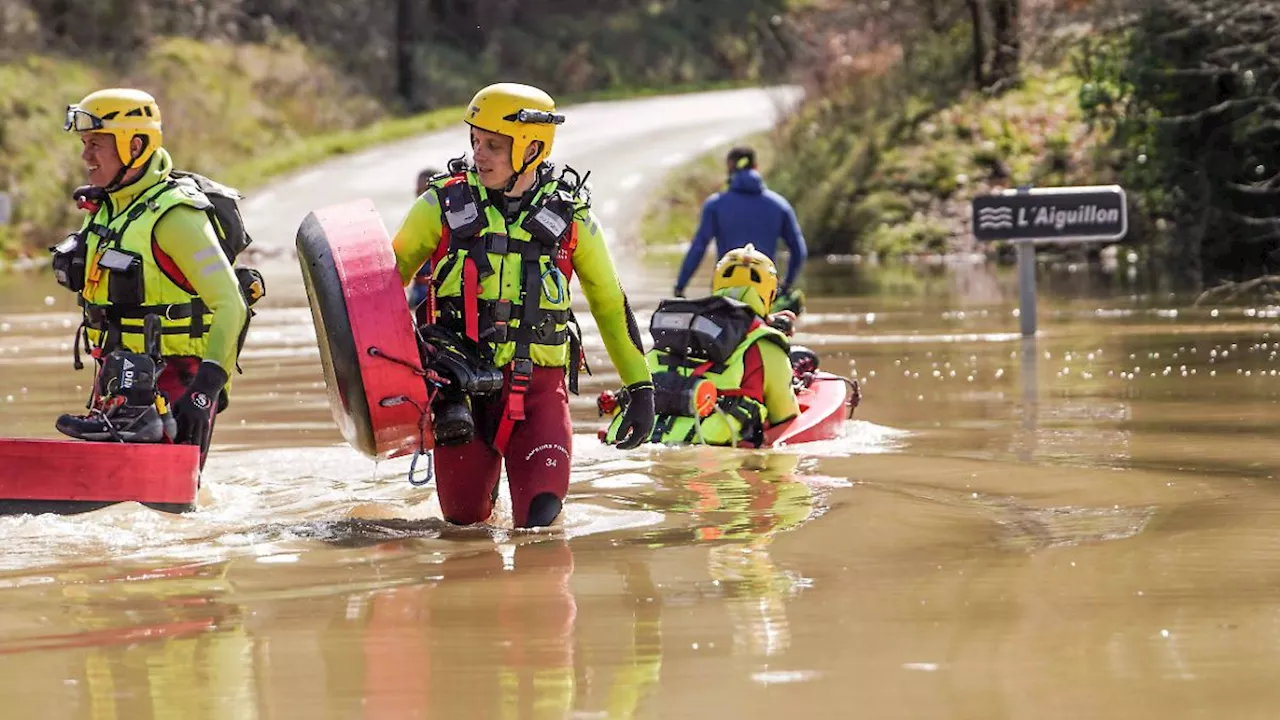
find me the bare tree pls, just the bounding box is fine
[989,0,1020,87]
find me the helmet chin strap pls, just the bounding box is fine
[502,141,542,194]
[102,137,148,193]
[503,157,535,194]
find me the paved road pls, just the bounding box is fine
[240,86,803,304]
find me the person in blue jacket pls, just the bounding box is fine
[674,146,808,312]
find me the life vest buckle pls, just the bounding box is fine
[510,357,534,390]
[489,299,513,343]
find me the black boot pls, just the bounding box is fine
[56,351,166,443]
[56,402,166,443]
[431,392,476,446]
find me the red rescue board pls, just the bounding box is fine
[0,438,199,514]
[296,198,432,459]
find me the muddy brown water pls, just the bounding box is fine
[0,255,1277,718]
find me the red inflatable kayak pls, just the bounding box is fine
[0,438,200,515]
[596,369,858,448]
[763,371,856,446]
[297,199,432,460]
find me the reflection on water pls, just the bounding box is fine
[2,256,1280,717]
[0,540,658,718]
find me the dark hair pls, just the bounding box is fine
[415,167,442,195]
[726,146,756,171]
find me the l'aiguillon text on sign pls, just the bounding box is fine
[972,185,1128,243]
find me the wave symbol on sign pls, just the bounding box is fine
[976,206,1013,229]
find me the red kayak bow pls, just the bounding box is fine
[0,438,199,514]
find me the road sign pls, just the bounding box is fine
[972,185,1127,243]
[971,185,1129,338]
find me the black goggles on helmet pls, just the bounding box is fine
[64,106,105,132]
[505,108,565,125]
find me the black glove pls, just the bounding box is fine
[673,286,685,298]
[172,361,228,452]
[767,311,796,337]
[613,382,655,450]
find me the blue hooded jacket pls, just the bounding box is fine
[675,169,808,293]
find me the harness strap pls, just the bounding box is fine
[566,312,588,395]
[658,350,727,374]
[81,298,199,320]
[653,414,677,440]
[720,396,766,447]
[448,236,495,279]
[493,357,534,455]
[436,297,570,345]
[86,182,173,247]
[493,241,553,456]
[653,333,772,444]
[82,298,210,346]
[462,256,480,343]
[188,297,207,339]
[682,422,700,444]
[72,319,88,370]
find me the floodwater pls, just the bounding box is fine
[0,251,1278,719]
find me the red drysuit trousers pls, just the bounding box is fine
[432,365,572,528]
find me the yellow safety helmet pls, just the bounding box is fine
[464,83,564,174]
[712,243,778,316]
[64,88,163,168]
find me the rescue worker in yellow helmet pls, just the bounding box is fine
[393,82,654,528]
[605,243,799,447]
[51,88,249,465]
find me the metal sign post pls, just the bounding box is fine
[972,185,1128,336]
[0,192,11,227]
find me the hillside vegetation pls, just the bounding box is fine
[0,0,812,259]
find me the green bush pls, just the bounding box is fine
[866,216,951,256]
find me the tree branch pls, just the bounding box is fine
[1154,96,1267,125]
[1195,275,1280,306]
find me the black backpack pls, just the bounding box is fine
[170,170,252,262]
[649,295,758,366]
[170,170,265,308]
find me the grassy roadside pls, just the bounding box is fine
[219,106,461,191]
[0,35,756,266]
[641,60,1109,259]
[845,65,1107,257]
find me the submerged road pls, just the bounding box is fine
[3,87,1280,718]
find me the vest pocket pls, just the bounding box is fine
[102,248,145,305]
